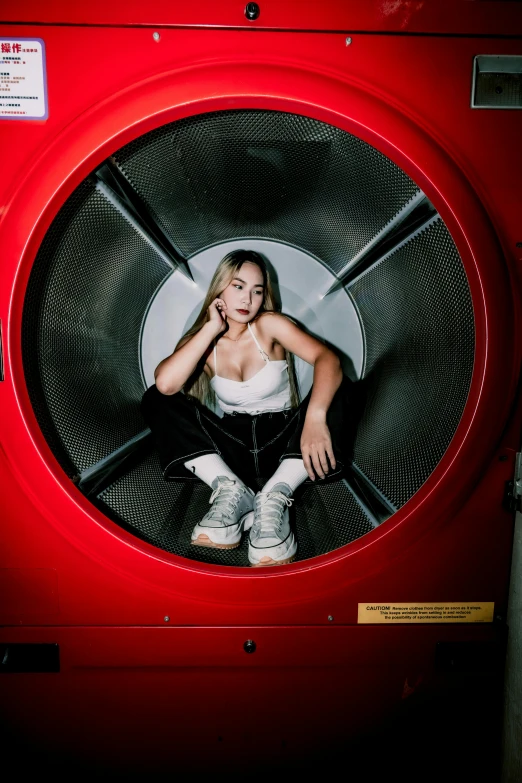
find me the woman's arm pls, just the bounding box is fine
[154,298,226,395]
[258,313,343,480]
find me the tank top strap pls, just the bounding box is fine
[213,342,218,374]
[248,322,269,363]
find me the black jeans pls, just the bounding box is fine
[140,377,353,488]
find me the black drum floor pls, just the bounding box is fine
[97,451,374,566]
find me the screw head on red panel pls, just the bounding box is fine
[245,3,260,21]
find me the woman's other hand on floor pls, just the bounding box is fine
[300,414,336,480]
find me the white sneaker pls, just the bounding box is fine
[191,477,255,549]
[247,483,297,567]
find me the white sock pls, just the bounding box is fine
[184,453,242,488]
[261,459,308,494]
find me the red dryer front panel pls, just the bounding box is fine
[1,1,521,777]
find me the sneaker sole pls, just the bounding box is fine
[191,535,241,550]
[250,553,297,567]
[191,509,253,550]
[248,536,298,567]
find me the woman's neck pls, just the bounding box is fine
[224,323,249,342]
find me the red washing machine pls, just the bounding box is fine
[1,2,521,779]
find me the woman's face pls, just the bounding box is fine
[220,262,265,324]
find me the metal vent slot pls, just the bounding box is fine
[471,55,522,109]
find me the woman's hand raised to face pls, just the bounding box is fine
[208,297,228,335]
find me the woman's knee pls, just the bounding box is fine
[141,383,164,416]
[140,385,192,418]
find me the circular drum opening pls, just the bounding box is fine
[21,109,474,567]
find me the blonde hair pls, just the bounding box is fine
[181,250,300,409]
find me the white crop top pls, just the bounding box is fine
[211,323,291,415]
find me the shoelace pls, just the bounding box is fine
[207,479,243,520]
[252,491,294,538]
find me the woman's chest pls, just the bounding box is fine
[212,339,284,382]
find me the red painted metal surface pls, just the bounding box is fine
[0,0,521,773]
[0,622,501,775]
[2,0,522,35]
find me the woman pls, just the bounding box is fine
[141,249,349,567]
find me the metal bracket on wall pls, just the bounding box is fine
[92,159,194,280]
[74,428,153,498]
[322,193,438,296]
[504,452,522,513]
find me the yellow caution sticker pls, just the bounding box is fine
[358,602,494,624]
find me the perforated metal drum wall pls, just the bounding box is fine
[113,110,419,270]
[21,108,475,557]
[347,219,475,508]
[22,181,168,476]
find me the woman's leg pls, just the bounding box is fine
[141,385,218,478]
[247,377,354,567]
[260,460,308,494]
[235,409,301,567]
[140,386,255,548]
[141,385,250,483]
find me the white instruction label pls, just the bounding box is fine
[0,38,47,120]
